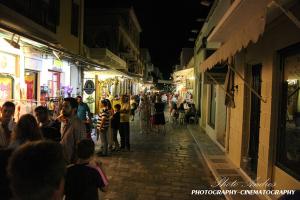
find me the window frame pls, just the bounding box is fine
[276,42,300,181]
[208,84,216,128]
[71,0,79,37]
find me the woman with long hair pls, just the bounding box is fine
[10,114,42,148]
[154,96,166,134]
[0,114,43,199]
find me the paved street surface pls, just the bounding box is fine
[96,118,225,200]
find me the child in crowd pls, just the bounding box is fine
[97,100,110,156]
[111,104,121,151]
[65,139,107,200]
[130,96,137,121]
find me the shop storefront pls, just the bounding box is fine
[23,52,43,102]
[40,58,71,102]
[83,70,130,114]
[172,67,194,103]
[0,37,21,105]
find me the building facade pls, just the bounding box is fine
[0,0,87,116]
[196,0,300,196]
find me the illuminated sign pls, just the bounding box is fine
[52,59,63,71]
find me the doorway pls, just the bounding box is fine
[48,71,61,98]
[248,64,262,179]
[25,70,38,100]
[241,64,262,180]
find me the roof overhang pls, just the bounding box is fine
[173,67,194,77]
[88,48,127,70]
[200,0,272,72]
[0,4,58,44]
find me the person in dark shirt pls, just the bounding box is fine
[111,104,121,151]
[65,139,106,200]
[7,141,66,200]
[0,114,43,200]
[154,96,166,125]
[77,96,92,138]
[35,106,61,142]
[154,96,166,134]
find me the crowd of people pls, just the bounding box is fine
[0,91,196,199]
[0,92,171,200]
[169,99,197,124]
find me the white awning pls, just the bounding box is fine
[200,0,272,72]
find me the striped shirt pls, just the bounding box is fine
[97,109,110,130]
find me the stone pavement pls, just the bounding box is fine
[187,125,266,200]
[95,119,225,200]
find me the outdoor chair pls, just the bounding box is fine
[188,111,200,124]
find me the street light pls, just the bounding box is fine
[200,0,211,7]
[196,18,206,22]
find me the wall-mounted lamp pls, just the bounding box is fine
[231,85,238,92]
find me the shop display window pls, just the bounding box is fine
[48,71,61,98]
[0,75,13,101]
[277,44,300,180]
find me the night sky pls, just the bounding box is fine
[131,0,212,79]
[97,0,213,79]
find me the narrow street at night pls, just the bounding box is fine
[0,0,300,200]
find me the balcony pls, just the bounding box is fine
[88,48,127,70]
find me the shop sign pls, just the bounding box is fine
[84,80,95,95]
[25,57,42,71]
[186,79,193,89]
[0,52,16,74]
[52,59,63,72]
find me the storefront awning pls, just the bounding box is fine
[200,0,272,72]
